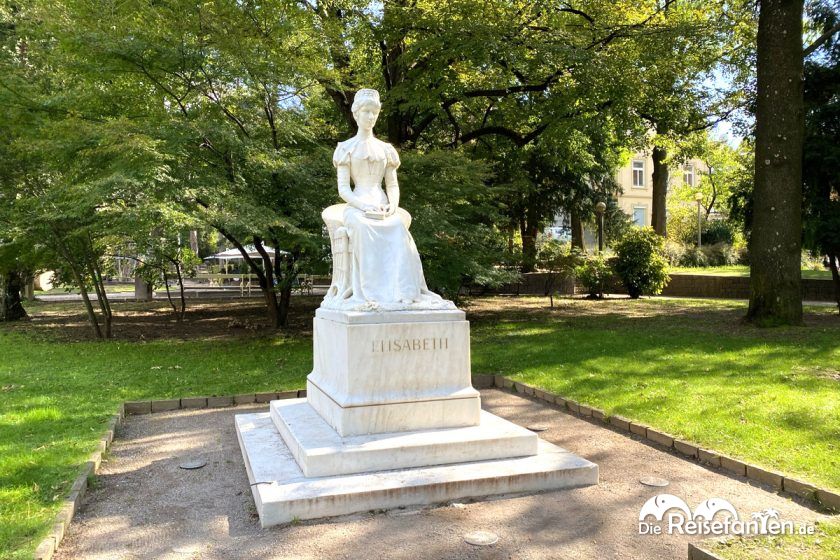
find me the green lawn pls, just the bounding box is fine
[706,520,840,560]
[0,316,311,560]
[1,297,839,559]
[669,265,833,280]
[469,297,839,495]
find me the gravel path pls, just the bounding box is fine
[55,389,831,560]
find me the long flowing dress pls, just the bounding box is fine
[322,136,454,311]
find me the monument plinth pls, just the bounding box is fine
[235,88,597,527]
[307,308,480,436]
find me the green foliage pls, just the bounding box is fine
[666,202,701,245]
[663,240,747,268]
[802,8,840,312]
[536,240,578,273]
[604,201,633,247]
[612,227,670,298]
[702,220,736,245]
[536,240,582,306]
[398,150,512,300]
[576,255,613,299]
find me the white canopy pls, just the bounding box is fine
[205,245,287,262]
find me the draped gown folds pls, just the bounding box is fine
[321,136,455,312]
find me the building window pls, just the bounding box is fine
[632,160,645,188]
[633,206,646,227]
[684,163,695,187]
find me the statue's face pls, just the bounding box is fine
[353,102,380,132]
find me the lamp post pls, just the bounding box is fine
[595,201,607,254]
[694,191,703,248]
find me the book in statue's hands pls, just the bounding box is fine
[364,210,387,220]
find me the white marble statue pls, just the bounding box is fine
[321,89,455,312]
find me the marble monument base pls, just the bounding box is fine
[270,398,539,477]
[236,411,598,527]
[307,308,481,436]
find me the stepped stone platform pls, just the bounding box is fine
[236,308,598,526]
[237,411,598,527]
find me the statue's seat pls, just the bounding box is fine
[321,203,412,303]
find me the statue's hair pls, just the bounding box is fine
[351,88,381,113]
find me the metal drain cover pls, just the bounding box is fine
[640,476,669,487]
[179,459,207,470]
[464,531,499,546]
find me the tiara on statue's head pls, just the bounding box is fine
[352,88,381,112]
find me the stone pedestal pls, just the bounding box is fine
[307,308,480,436]
[236,308,598,527]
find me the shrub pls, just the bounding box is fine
[663,241,687,266]
[666,204,698,245]
[702,220,736,245]
[703,242,739,266]
[536,240,582,307]
[576,255,612,299]
[679,246,708,267]
[612,227,670,298]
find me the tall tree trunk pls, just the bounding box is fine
[747,0,805,326]
[829,252,840,314]
[651,145,669,236]
[253,236,282,328]
[54,234,102,338]
[216,227,281,328]
[88,258,112,338]
[162,270,178,317]
[570,210,584,252]
[69,264,102,339]
[174,260,186,321]
[271,238,299,328]
[0,270,27,321]
[519,221,539,273]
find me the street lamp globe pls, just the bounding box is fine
[595,201,607,214]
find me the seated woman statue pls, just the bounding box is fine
[322,88,454,312]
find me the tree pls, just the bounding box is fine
[305,0,730,267]
[629,1,752,237]
[747,0,806,325]
[803,4,840,312]
[747,0,840,325]
[667,136,748,244]
[54,0,329,327]
[536,240,581,308]
[0,1,158,337]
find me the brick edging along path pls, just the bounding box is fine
[490,374,840,512]
[34,378,838,560]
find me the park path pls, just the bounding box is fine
[54,389,832,560]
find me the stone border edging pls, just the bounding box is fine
[31,377,838,560]
[687,542,726,560]
[33,408,123,560]
[33,388,307,560]
[485,374,840,514]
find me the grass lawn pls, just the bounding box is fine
[669,265,833,280]
[35,283,136,295]
[1,296,839,558]
[0,301,313,560]
[705,520,840,560]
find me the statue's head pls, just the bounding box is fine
[352,88,381,132]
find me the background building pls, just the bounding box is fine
[615,153,709,228]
